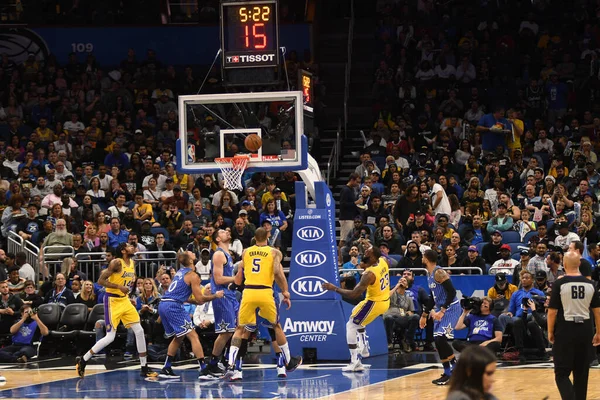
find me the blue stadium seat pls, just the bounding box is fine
[501,231,521,244]
[389,254,402,264]
[511,252,520,261]
[475,242,487,254]
[523,231,538,243]
[151,227,169,241]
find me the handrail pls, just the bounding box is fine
[340,267,484,275]
[343,0,355,139]
[326,119,342,186]
[7,231,24,256]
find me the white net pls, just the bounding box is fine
[215,155,250,191]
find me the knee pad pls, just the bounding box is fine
[346,320,360,345]
[105,329,117,342]
[131,323,147,353]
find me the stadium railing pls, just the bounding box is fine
[326,120,342,186]
[343,0,354,139]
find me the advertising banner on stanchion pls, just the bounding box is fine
[282,181,387,360]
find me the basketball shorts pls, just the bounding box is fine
[350,298,390,327]
[238,288,278,331]
[433,301,461,339]
[213,295,239,333]
[158,300,193,338]
[104,293,139,332]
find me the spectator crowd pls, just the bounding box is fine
[0,34,317,359]
[338,0,600,362]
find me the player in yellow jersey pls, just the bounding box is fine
[76,243,157,378]
[224,228,302,381]
[323,246,390,372]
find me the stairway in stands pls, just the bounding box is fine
[317,2,377,244]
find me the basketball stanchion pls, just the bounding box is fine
[279,181,388,361]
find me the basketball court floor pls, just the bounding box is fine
[0,351,597,399]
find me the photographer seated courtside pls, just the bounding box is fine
[453,296,502,354]
[0,304,49,363]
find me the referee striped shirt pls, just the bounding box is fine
[549,276,600,333]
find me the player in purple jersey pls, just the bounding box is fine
[157,252,223,380]
[419,249,461,386]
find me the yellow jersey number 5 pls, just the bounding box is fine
[252,259,260,273]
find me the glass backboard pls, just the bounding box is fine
[175,90,307,174]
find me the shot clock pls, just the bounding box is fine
[221,0,279,69]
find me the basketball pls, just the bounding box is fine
[245,134,262,152]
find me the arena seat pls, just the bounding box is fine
[79,304,105,342]
[475,242,487,254]
[524,231,538,243]
[501,231,521,244]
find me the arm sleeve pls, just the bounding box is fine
[418,287,429,313]
[423,292,434,314]
[441,279,457,309]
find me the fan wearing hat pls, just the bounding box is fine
[457,245,486,274]
[487,272,518,304]
[481,230,503,265]
[260,180,289,210]
[490,244,519,275]
[485,203,513,235]
[553,221,580,251]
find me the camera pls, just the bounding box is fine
[27,308,38,315]
[461,296,482,314]
[522,295,545,310]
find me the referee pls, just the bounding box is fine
[548,251,600,400]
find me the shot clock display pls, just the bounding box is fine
[221,1,279,69]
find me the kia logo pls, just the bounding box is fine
[297,226,324,241]
[291,276,327,297]
[294,250,327,268]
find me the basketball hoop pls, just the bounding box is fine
[215,155,251,191]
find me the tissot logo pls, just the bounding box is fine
[226,54,275,63]
[297,226,324,241]
[291,276,327,297]
[294,250,326,268]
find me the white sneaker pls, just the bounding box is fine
[342,360,365,372]
[277,366,287,378]
[228,370,243,381]
[358,341,370,358]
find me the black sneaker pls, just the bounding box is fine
[159,367,180,379]
[141,365,158,378]
[76,356,86,378]
[198,364,223,380]
[432,373,450,385]
[285,356,302,372]
[422,343,435,352]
